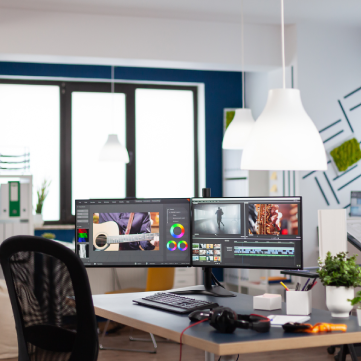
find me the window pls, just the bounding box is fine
[0,80,198,223]
[71,92,126,214]
[136,88,195,198]
[0,83,60,221]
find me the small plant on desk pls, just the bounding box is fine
[36,179,51,215]
[34,179,51,228]
[317,251,361,318]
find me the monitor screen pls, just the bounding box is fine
[350,191,361,217]
[191,197,302,269]
[75,198,191,267]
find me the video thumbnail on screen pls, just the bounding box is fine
[248,204,298,236]
[93,212,160,251]
[193,204,241,235]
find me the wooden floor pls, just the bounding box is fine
[2,326,346,360]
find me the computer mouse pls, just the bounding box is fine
[188,310,211,322]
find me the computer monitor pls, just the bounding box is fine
[350,191,361,217]
[75,198,191,267]
[191,196,303,270]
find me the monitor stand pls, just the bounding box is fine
[171,267,236,297]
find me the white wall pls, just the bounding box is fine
[0,8,288,71]
[297,23,361,308]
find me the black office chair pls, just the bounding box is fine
[0,235,99,361]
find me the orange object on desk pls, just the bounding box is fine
[304,323,347,333]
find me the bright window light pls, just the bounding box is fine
[135,89,195,198]
[72,92,126,214]
[0,84,60,221]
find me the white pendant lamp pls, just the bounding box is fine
[241,0,327,171]
[99,134,130,163]
[222,109,255,149]
[99,66,130,163]
[222,0,255,150]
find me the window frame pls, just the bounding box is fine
[0,79,199,224]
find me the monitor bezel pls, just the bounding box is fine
[75,197,192,268]
[190,196,303,270]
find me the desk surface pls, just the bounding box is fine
[92,286,361,356]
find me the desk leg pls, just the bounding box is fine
[205,352,236,361]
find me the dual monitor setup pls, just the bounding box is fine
[75,194,302,297]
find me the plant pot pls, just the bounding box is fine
[326,286,354,318]
[357,309,361,326]
[33,213,44,228]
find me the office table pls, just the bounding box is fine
[92,286,361,360]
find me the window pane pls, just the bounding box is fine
[72,92,126,214]
[0,84,60,221]
[136,89,195,198]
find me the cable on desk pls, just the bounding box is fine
[179,319,207,361]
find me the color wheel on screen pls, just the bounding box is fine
[177,241,188,251]
[170,224,185,238]
[167,241,177,251]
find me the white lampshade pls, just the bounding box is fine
[99,134,130,163]
[241,88,327,171]
[222,108,255,149]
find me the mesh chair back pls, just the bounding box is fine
[0,236,98,361]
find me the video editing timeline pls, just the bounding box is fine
[75,198,191,267]
[191,197,303,269]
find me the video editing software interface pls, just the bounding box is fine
[75,198,191,267]
[191,197,302,269]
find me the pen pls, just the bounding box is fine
[280,281,290,291]
[302,278,310,291]
[310,281,317,290]
[295,282,300,291]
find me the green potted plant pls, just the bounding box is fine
[34,179,51,228]
[348,291,361,325]
[317,251,361,318]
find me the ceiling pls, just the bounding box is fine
[0,0,360,26]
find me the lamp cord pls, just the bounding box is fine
[241,0,245,108]
[281,0,286,89]
[111,65,115,93]
[111,65,115,133]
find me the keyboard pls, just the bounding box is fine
[133,292,219,314]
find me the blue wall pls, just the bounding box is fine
[0,61,243,196]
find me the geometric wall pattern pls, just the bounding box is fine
[302,85,361,209]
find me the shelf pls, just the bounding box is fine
[35,225,75,230]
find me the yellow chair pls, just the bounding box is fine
[145,267,175,292]
[99,267,175,354]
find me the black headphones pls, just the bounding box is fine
[189,307,270,333]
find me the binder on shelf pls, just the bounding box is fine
[9,181,20,217]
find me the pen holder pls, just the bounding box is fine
[286,289,312,315]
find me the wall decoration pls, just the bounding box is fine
[270,172,277,180]
[330,138,361,172]
[225,111,235,129]
[302,84,361,208]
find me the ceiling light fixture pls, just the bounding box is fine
[222,0,255,150]
[241,0,327,171]
[99,66,130,163]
